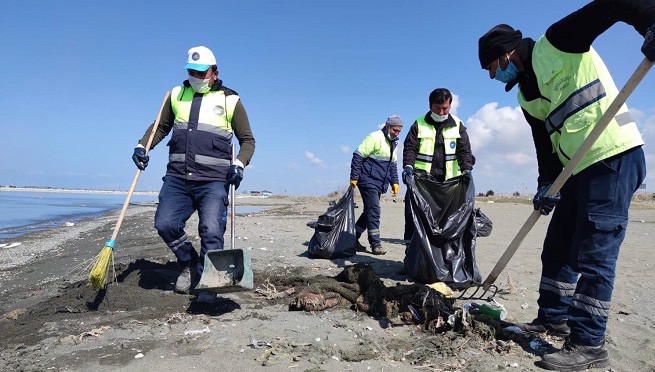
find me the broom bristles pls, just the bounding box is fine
[89,245,113,289]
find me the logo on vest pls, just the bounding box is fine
[213,105,225,116]
[192,52,200,61]
[450,141,456,149]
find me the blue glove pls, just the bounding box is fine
[533,183,561,216]
[401,165,413,184]
[642,23,655,61]
[132,147,149,170]
[226,165,244,190]
[462,169,472,180]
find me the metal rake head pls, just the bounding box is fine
[455,283,499,301]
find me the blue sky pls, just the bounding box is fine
[1,0,653,195]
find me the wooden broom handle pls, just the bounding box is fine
[109,91,171,242]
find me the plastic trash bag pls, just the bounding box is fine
[307,188,356,258]
[403,173,491,289]
[473,208,493,237]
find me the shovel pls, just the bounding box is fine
[481,57,654,291]
[195,143,253,293]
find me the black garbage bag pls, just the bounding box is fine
[307,188,356,258]
[403,173,490,289]
[473,208,493,237]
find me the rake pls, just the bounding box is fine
[460,58,654,301]
[482,57,652,292]
[88,91,170,289]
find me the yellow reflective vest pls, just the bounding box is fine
[414,115,463,180]
[166,84,240,180]
[518,37,643,174]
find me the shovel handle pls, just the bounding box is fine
[483,57,654,289]
[230,143,236,249]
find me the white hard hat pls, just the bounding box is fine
[185,46,216,71]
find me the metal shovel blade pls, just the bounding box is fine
[195,249,253,293]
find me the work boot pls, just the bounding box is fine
[371,242,386,255]
[174,262,192,294]
[515,318,570,338]
[354,240,367,252]
[537,339,610,371]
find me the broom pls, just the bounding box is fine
[88,91,171,289]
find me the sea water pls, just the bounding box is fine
[0,191,158,242]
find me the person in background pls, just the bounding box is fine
[477,0,654,368]
[401,88,474,242]
[132,46,255,303]
[349,115,403,255]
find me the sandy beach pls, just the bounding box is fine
[1,194,654,372]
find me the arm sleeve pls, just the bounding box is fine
[546,0,655,53]
[522,108,563,186]
[389,159,399,185]
[231,100,256,166]
[402,122,420,167]
[456,123,474,171]
[138,94,174,150]
[350,151,364,181]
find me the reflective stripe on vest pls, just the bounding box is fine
[167,85,240,180]
[519,37,643,174]
[414,115,462,180]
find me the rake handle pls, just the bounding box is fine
[482,57,654,290]
[109,91,171,242]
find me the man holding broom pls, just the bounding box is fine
[132,46,255,302]
[477,1,654,369]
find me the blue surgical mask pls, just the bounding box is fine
[494,61,519,83]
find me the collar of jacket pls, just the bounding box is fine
[504,38,538,94]
[423,112,456,128]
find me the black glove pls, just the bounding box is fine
[642,23,655,61]
[226,164,244,190]
[533,183,561,216]
[401,165,413,184]
[462,169,473,180]
[132,147,149,170]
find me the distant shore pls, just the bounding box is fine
[0,186,158,196]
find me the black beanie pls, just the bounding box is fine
[478,24,522,68]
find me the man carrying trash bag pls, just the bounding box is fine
[401,88,475,243]
[349,115,403,255]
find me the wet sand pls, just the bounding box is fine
[1,194,654,371]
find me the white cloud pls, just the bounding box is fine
[304,150,325,168]
[466,102,538,193]
[465,103,655,194]
[340,145,351,154]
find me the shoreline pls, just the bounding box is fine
[0,186,158,196]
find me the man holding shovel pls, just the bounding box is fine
[478,1,654,369]
[132,46,255,302]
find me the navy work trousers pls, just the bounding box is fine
[355,186,382,246]
[537,146,645,346]
[154,175,229,280]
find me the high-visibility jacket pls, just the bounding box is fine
[414,115,463,180]
[167,84,240,181]
[518,37,643,174]
[350,129,399,193]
